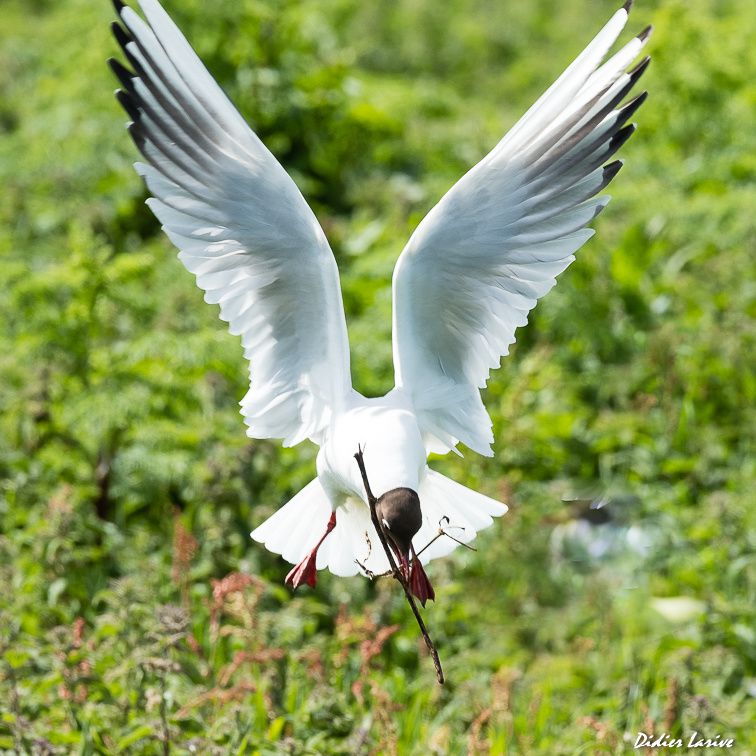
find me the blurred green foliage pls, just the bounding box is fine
[1,0,754,752]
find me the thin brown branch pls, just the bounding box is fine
[353,446,444,684]
[357,525,476,577]
[414,526,478,559]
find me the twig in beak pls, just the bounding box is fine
[354,445,444,685]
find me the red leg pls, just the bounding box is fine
[285,512,336,590]
[409,545,435,607]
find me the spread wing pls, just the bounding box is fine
[110,0,352,446]
[391,3,651,456]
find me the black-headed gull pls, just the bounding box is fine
[110,0,651,603]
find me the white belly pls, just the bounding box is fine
[317,393,427,504]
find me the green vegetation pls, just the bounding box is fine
[1,0,754,752]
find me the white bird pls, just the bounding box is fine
[110,0,651,603]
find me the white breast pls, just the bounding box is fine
[318,392,427,502]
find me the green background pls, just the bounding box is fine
[1,0,753,752]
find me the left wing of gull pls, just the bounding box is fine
[109,0,353,447]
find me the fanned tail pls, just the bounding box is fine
[250,478,332,566]
[251,469,507,580]
[251,479,390,577]
[413,469,508,564]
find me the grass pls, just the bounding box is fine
[0,0,754,752]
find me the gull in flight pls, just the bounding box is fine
[110,0,651,604]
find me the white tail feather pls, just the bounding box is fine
[250,478,331,564]
[414,469,507,564]
[251,469,507,578]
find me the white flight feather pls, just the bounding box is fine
[120,0,352,447]
[391,4,648,457]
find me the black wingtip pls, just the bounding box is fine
[108,57,136,92]
[623,0,633,13]
[603,160,624,183]
[115,89,141,122]
[126,120,147,154]
[112,0,126,15]
[609,123,637,154]
[111,21,133,50]
[637,24,653,43]
[620,91,648,123]
[629,55,651,83]
[615,92,648,134]
[595,160,624,194]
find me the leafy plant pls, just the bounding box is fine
[0,0,753,752]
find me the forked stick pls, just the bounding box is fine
[357,524,476,578]
[353,446,444,685]
[415,521,478,559]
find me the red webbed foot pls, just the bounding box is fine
[284,511,336,591]
[285,552,318,589]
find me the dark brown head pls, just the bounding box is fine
[375,487,422,557]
